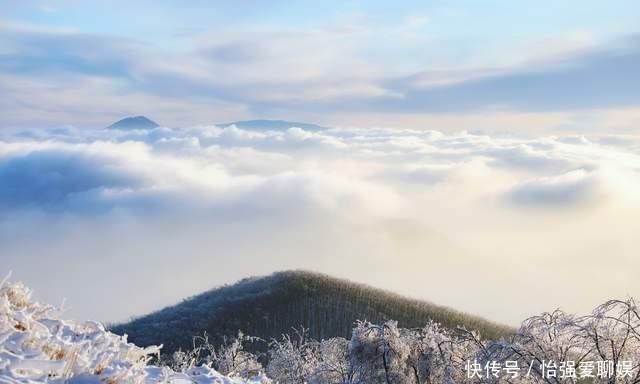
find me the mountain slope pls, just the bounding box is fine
[108,116,159,130]
[218,120,328,131]
[111,271,511,354]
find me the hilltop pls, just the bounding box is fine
[111,270,511,354]
[107,116,160,130]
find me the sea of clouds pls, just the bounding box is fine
[1,124,639,325]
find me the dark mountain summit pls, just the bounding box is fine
[110,270,510,354]
[107,116,159,130]
[218,119,328,131]
[106,117,325,131]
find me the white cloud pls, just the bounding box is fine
[1,125,640,325]
[506,169,599,206]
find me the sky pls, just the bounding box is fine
[1,1,640,327]
[1,0,639,132]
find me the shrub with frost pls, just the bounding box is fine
[0,278,271,384]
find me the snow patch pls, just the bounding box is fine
[0,279,270,384]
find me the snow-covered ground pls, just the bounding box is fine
[0,277,270,383]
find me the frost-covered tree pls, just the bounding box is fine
[573,299,640,382]
[161,331,264,379]
[209,331,264,378]
[349,320,413,384]
[403,322,480,384]
[267,327,320,383]
[474,299,640,383]
[500,309,585,383]
[308,337,354,384]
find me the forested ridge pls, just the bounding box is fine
[111,270,511,354]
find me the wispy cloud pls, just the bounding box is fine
[380,35,640,113]
[1,19,639,130]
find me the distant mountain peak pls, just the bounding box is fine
[219,119,328,131]
[107,116,159,130]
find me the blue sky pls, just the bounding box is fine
[1,1,640,132]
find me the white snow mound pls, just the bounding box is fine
[0,278,270,384]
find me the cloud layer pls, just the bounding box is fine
[1,124,640,325]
